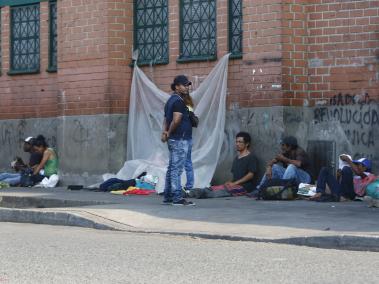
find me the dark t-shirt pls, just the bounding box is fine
[283,146,310,173]
[29,152,42,167]
[164,94,192,140]
[231,153,258,192]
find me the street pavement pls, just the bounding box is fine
[0,222,378,284]
[0,187,378,251]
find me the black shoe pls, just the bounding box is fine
[246,189,259,199]
[316,194,339,202]
[172,199,196,206]
[161,199,173,205]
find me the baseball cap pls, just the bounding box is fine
[171,75,192,90]
[24,136,34,143]
[281,136,298,147]
[352,158,372,171]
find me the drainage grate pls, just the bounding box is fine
[307,140,336,182]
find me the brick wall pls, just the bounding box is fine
[307,0,379,104]
[107,0,133,115]
[282,0,309,107]
[0,2,58,119]
[57,0,110,116]
[0,0,378,120]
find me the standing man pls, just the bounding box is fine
[256,136,311,190]
[161,75,195,206]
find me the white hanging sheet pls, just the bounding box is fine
[105,54,230,193]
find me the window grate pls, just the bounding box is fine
[134,0,169,65]
[179,0,217,61]
[229,0,242,57]
[10,3,40,73]
[48,0,57,71]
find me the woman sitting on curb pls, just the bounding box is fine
[311,155,375,202]
[32,135,59,187]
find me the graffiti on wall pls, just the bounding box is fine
[0,119,58,169]
[329,92,373,106]
[314,93,378,160]
[222,109,284,163]
[0,120,28,147]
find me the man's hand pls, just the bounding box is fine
[161,131,168,143]
[225,181,237,187]
[275,154,287,162]
[15,157,25,165]
[336,169,342,179]
[265,166,272,179]
[340,154,351,163]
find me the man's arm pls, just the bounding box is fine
[225,172,254,186]
[161,118,168,142]
[275,154,302,167]
[265,158,278,179]
[340,154,366,177]
[167,112,182,137]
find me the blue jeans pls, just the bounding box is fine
[164,139,191,202]
[184,138,194,189]
[316,166,354,199]
[257,164,311,189]
[0,172,21,186]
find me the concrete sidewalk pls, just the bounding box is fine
[0,187,378,251]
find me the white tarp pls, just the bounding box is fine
[105,54,230,193]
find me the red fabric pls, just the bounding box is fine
[123,189,156,195]
[354,174,377,196]
[210,184,246,196]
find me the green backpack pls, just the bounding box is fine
[366,179,379,199]
[259,178,298,200]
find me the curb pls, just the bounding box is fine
[1,207,378,252]
[0,208,115,231]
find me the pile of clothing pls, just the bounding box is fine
[99,173,158,196]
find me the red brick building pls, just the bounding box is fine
[0,0,378,183]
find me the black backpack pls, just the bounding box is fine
[258,178,298,200]
[19,168,35,187]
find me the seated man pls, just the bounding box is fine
[312,155,375,202]
[0,137,42,186]
[256,136,311,192]
[191,132,258,198]
[226,132,258,192]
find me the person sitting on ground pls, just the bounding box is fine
[226,132,258,192]
[256,136,311,192]
[191,132,258,198]
[31,135,59,185]
[0,137,42,186]
[311,155,375,202]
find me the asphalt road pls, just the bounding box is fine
[0,223,378,284]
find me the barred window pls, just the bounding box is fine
[48,0,57,71]
[179,0,217,62]
[10,3,40,73]
[229,0,242,57]
[134,0,169,65]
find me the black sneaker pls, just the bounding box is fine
[172,199,196,206]
[162,199,173,205]
[246,189,260,199]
